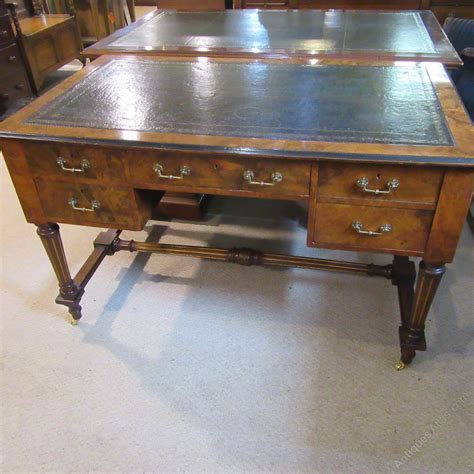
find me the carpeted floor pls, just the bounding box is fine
[0,152,473,472]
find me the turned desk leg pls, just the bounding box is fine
[397,261,445,370]
[36,224,83,324]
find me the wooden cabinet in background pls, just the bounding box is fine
[232,0,474,23]
[423,1,474,23]
[0,0,33,119]
[6,0,83,93]
[71,0,135,45]
[299,0,421,8]
[157,0,225,9]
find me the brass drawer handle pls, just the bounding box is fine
[352,221,392,236]
[68,197,101,212]
[243,170,283,186]
[153,163,190,180]
[356,177,400,195]
[57,157,90,173]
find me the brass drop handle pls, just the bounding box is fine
[57,157,90,173]
[352,221,392,236]
[243,170,283,186]
[68,197,101,212]
[356,177,400,195]
[153,163,190,180]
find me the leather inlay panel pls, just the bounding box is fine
[26,59,454,147]
[109,10,438,55]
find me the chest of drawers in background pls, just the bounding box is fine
[425,0,474,23]
[232,0,474,23]
[0,0,32,120]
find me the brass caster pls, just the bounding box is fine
[70,319,79,326]
[395,360,405,371]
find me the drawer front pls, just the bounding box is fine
[0,14,14,48]
[35,179,136,227]
[1,70,32,107]
[24,143,126,182]
[0,44,22,75]
[310,203,433,254]
[318,163,443,209]
[129,151,310,198]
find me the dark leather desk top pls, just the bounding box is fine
[84,10,460,65]
[1,57,473,165]
[26,59,452,146]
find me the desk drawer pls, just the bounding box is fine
[35,179,136,227]
[24,143,126,182]
[1,69,31,106]
[0,14,14,48]
[129,152,310,198]
[0,44,23,75]
[318,163,443,209]
[309,203,433,255]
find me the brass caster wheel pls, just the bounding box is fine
[70,318,79,326]
[395,360,405,371]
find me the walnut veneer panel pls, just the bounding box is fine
[311,203,433,255]
[24,143,126,182]
[35,179,138,228]
[25,59,453,147]
[128,151,310,198]
[318,163,443,209]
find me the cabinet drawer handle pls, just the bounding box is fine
[0,30,8,37]
[243,170,283,186]
[57,157,90,173]
[8,55,16,62]
[68,197,101,212]
[356,177,399,195]
[153,163,190,180]
[352,221,392,236]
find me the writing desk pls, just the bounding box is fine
[84,8,461,220]
[1,56,473,369]
[83,9,461,66]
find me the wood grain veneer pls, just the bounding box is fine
[318,163,443,210]
[310,203,433,255]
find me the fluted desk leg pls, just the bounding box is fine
[397,260,446,369]
[36,223,83,324]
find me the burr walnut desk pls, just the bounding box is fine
[82,9,461,66]
[82,8,463,220]
[1,56,473,370]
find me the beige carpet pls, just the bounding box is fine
[0,153,473,472]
